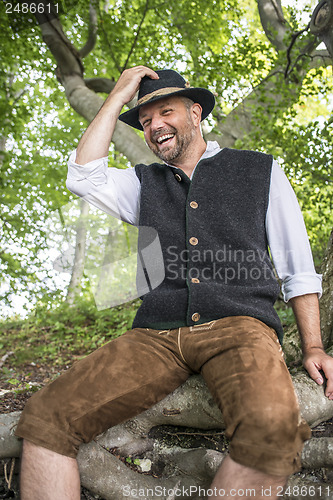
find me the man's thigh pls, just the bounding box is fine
[198,317,311,476]
[15,327,191,458]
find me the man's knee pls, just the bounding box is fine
[228,404,311,476]
[15,389,82,459]
[252,404,302,445]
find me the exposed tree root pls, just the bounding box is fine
[1,373,333,499]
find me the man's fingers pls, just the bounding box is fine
[304,354,333,399]
[128,66,159,81]
[325,388,333,400]
[126,65,159,81]
[141,67,159,80]
[306,363,323,385]
[303,357,324,384]
[321,359,333,399]
[112,66,159,105]
[325,378,333,399]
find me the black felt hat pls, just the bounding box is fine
[118,69,215,130]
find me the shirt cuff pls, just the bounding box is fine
[67,150,109,186]
[281,272,323,302]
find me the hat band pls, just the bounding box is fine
[137,87,186,106]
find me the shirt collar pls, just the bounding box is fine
[201,140,221,160]
[166,141,222,179]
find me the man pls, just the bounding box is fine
[16,66,333,500]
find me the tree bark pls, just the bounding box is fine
[1,373,333,499]
[34,5,156,165]
[257,0,289,51]
[320,230,333,348]
[66,199,89,305]
[207,0,331,149]
[310,0,333,58]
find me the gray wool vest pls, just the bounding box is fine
[133,148,284,343]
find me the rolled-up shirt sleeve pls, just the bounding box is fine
[66,150,140,226]
[266,160,322,302]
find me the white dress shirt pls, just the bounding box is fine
[66,141,322,302]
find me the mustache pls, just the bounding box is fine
[152,127,177,142]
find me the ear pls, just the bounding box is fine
[191,103,202,126]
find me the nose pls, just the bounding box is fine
[150,114,166,133]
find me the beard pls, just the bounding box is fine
[148,123,196,164]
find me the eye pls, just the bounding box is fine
[162,108,172,115]
[142,119,151,128]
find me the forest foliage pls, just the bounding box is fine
[0,0,332,324]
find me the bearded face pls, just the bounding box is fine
[139,96,198,165]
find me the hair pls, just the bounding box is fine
[179,96,195,113]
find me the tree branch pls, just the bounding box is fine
[285,24,308,75]
[66,200,89,305]
[96,4,122,73]
[302,437,333,468]
[257,0,290,51]
[84,78,116,93]
[79,1,98,59]
[2,372,333,499]
[309,48,331,68]
[208,2,328,149]
[320,230,333,348]
[310,0,333,59]
[40,25,83,79]
[121,0,150,72]
[34,2,84,78]
[34,2,155,165]
[84,78,139,111]
[208,24,328,149]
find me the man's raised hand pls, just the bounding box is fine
[111,66,159,106]
[75,66,158,164]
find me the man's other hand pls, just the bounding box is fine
[303,348,333,400]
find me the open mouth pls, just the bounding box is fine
[156,133,175,147]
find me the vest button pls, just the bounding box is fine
[191,277,200,283]
[174,173,182,182]
[190,201,198,209]
[192,312,200,322]
[189,237,198,246]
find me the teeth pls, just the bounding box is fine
[157,134,174,144]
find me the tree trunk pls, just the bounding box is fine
[320,230,333,348]
[66,199,89,305]
[310,0,333,58]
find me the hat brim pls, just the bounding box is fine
[118,87,215,130]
